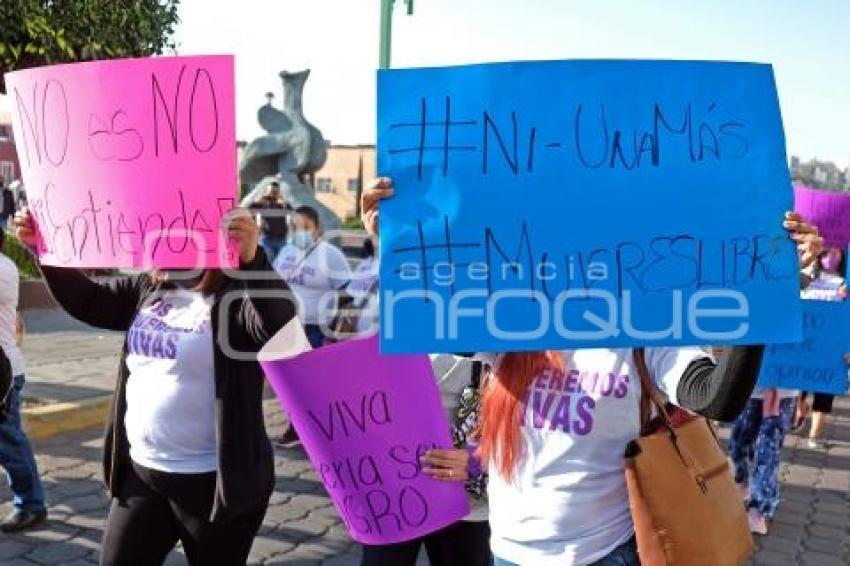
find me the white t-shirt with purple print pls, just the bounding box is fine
[124,290,216,474]
[483,346,705,566]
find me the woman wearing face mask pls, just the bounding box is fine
[13,208,295,565]
[272,205,352,447]
[794,246,848,447]
[361,177,823,566]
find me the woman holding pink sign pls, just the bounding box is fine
[14,208,296,566]
[361,177,824,566]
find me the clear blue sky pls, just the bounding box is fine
[172,0,848,164]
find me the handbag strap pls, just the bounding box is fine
[283,241,321,280]
[633,348,675,434]
[633,348,712,492]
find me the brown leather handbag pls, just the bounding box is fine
[624,348,754,566]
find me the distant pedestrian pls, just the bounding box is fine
[728,387,797,535]
[248,181,292,262]
[0,228,46,531]
[0,180,14,231]
[15,207,296,565]
[272,205,352,349]
[272,205,351,448]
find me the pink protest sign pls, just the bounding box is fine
[795,185,850,249]
[4,55,237,268]
[260,330,469,544]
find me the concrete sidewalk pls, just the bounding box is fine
[21,309,123,405]
[19,309,122,440]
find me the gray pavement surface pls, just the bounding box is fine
[9,308,850,564]
[21,310,123,405]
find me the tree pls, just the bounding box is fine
[0,0,180,93]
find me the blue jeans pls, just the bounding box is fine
[0,375,45,513]
[260,235,286,263]
[494,536,638,566]
[728,397,794,519]
[304,324,325,349]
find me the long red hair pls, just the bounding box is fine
[477,351,564,481]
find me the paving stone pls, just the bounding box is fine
[808,524,847,541]
[814,500,849,515]
[49,481,103,499]
[56,560,98,566]
[321,550,361,566]
[800,551,847,566]
[755,550,796,566]
[246,535,292,562]
[766,522,805,542]
[8,521,80,544]
[26,540,91,565]
[276,477,325,495]
[810,511,849,528]
[163,551,187,566]
[264,503,309,525]
[0,540,31,560]
[758,535,800,555]
[803,536,846,555]
[289,493,336,512]
[277,516,335,541]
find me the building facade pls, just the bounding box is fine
[0,111,21,186]
[313,144,376,221]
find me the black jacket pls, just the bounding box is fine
[41,248,295,521]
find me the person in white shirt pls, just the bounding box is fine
[347,238,379,336]
[273,206,352,348]
[360,177,824,566]
[0,229,46,532]
[273,205,352,448]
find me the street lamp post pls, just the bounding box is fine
[379,0,414,69]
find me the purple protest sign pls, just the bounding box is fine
[260,327,469,544]
[795,185,850,248]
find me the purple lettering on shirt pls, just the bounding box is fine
[573,396,596,435]
[614,374,630,399]
[565,370,579,393]
[600,373,615,397]
[534,370,549,390]
[138,331,152,356]
[548,371,564,391]
[531,390,556,429]
[164,334,178,359]
[151,334,165,358]
[549,395,572,433]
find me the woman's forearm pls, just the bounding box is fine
[40,265,142,331]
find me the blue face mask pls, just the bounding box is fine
[292,231,314,249]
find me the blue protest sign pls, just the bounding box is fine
[377,60,802,354]
[757,299,850,395]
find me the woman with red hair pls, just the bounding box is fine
[361,178,823,566]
